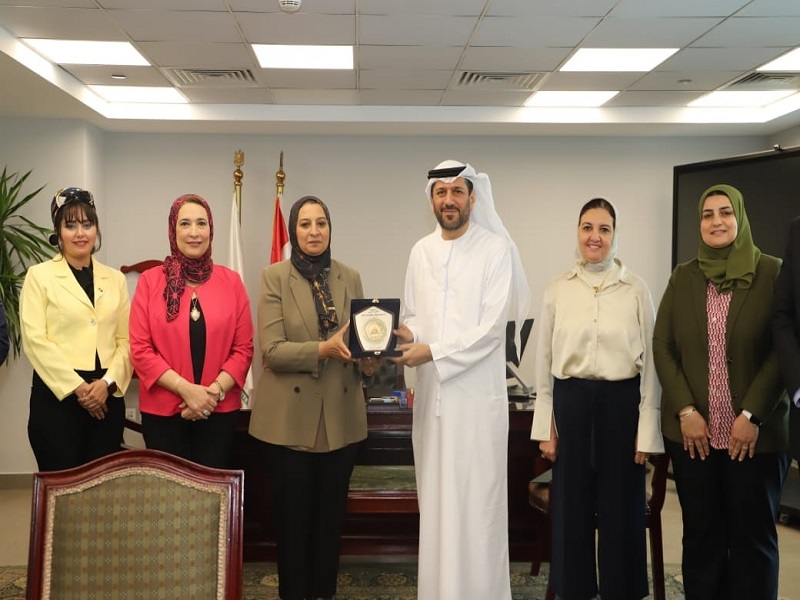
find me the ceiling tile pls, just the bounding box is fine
[472,16,601,47]
[106,10,242,43]
[735,0,800,17]
[693,17,800,46]
[238,13,355,45]
[0,7,121,39]
[270,89,358,104]
[487,0,618,17]
[584,17,724,46]
[135,42,256,70]
[358,46,462,70]
[359,15,476,46]
[262,69,355,89]
[97,0,224,9]
[605,90,705,106]
[64,65,170,86]
[608,0,751,18]
[630,70,743,91]
[662,47,791,71]
[460,47,571,72]
[540,72,644,91]
[229,0,355,13]
[360,69,453,90]
[0,0,95,5]
[359,0,486,16]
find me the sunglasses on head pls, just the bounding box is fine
[54,188,95,210]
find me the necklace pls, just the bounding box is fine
[590,268,612,293]
[190,293,201,322]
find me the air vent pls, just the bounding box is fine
[726,72,800,90]
[167,68,258,87]
[457,71,545,91]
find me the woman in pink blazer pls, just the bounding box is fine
[130,194,253,469]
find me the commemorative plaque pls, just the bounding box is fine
[349,298,402,358]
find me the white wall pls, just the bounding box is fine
[0,117,769,473]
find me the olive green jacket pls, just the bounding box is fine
[653,255,789,452]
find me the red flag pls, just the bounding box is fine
[271,194,290,264]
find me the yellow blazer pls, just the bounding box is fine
[20,256,132,400]
[248,259,368,450]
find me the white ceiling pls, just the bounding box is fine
[2,0,800,136]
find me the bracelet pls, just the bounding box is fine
[213,380,225,402]
[678,408,696,420]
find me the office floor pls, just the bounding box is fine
[2,474,800,599]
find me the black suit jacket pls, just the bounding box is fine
[774,216,800,461]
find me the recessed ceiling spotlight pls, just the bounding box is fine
[678,79,692,85]
[111,74,127,80]
[278,0,301,13]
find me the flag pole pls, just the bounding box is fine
[234,149,244,224]
[276,150,285,196]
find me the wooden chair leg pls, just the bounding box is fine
[648,518,666,600]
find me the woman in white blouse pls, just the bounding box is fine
[530,198,663,600]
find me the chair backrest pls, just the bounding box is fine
[26,449,244,600]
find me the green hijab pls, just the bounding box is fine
[696,183,761,292]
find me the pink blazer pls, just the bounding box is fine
[129,264,254,416]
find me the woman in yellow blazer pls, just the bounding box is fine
[249,195,367,600]
[21,188,132,471]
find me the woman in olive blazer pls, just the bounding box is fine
[653,184,790,600]
[248,196,367,600]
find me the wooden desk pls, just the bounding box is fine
[233,404,549,561]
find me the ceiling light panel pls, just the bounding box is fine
[23,39,149,66]
[253,44,353,69]
[560,48,678,72]
[758,48,800,71]
[525,91,619,107]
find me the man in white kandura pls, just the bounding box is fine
[393,160,530,600]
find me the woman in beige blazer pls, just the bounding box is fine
[249,195,367,600]
[21,188,132,471]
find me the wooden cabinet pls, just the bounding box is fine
[234,405,549,561]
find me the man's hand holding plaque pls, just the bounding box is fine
[349,298,402,358]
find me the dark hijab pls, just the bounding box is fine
[696,184,760,292]
[163,194,214,322]
[288,196,338,339]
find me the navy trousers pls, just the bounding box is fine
[550,376,648,600]
[666,438,790,600]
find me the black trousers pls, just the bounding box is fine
[550,376,648,600]
[666,438,790,600]
[141,410,239,469]
[266,441,359,600]
[28,371,125,472]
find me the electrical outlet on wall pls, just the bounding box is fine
[125,408,138,421]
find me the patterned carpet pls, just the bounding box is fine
[1,562,686,599]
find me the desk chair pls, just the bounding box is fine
[528,453,669,600]
[26,449,244,600]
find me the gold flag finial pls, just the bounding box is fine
[276,151,285,196]
[233,150,244,224]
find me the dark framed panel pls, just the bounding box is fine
[672,146,800,268]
